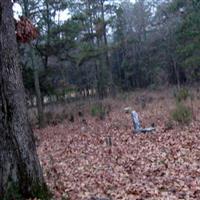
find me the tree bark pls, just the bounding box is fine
[30,44,45,128]
[0,1,47,198]
[100,0,116,97]
[172,56,181,90]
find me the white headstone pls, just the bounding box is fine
[131,111,141,131]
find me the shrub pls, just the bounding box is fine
[174,88,190,102]
[118,92,129,101]
[171,103,192,125]
[91,103,106,120]
[148,83,157,91]
[3,182,22,200]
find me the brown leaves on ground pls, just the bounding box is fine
[34,91,200,200]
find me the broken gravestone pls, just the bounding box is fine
[131,111,155,133]
[124,107,132,113]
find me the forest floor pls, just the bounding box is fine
[34,88,200,200]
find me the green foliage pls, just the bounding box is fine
[169,0,186,12]
[171,103,192,124]
[19,0,200,100]
[148,84,158,91]
[119,92,130,101]
[3,181,51,200]
[173,0,200,80]
[91,103,106,120]
[174,88,190,102]
[3,182,22,200]
[77,43,99,66]
[31,183,52,200]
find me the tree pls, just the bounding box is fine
[68,0,117,98]
[19,0,45,128]
[0,0,48,198]
[113,0,153,89]
[171,0,200,83]
[15,0,200,103]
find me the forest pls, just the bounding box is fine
[0,0,200,199]
[18,0,200,108]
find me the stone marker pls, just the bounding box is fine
[131,111,155,133]
[124,107,132,113]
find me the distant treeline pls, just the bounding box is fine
[18,0,200,125]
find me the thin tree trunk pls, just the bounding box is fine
[100,0,115,96]
[22,0,29,18]
[44,0,51,69]
[172,56,180,90]
[30,44,45,128]
[0,1,47,198]
[22,0,45,128]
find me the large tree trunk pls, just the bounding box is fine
[0,1,47,198]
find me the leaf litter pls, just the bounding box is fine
[34,93,200,200]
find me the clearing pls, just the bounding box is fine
[34,89,200,200]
